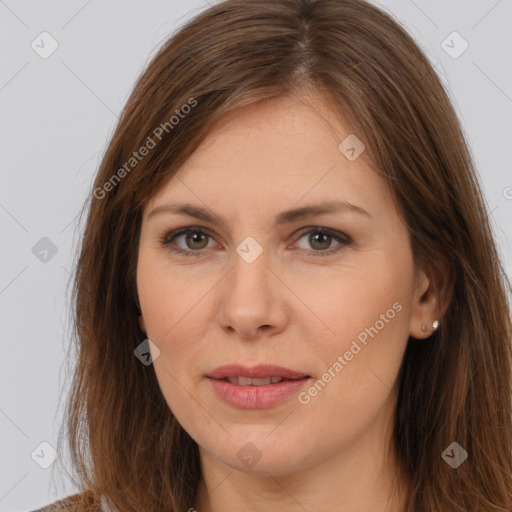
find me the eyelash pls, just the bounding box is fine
[159,226,351,258]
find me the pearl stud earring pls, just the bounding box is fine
[422,320,439,333]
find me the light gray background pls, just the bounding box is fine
[1,1,511,510]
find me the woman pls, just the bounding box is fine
[37,0,512,510]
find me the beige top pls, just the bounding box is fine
[100,495,118,512]
[32,494,113,512]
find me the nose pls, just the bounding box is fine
[216,252,288,340]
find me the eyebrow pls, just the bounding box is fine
[148,200,371,226]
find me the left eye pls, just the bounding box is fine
[160,227,350,257]
[294,228,348,254]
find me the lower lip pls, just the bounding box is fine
[207,377,311,409]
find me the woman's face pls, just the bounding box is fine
[137,94,431,477]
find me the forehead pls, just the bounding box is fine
[145,94,392,223]
[185,93,350,168]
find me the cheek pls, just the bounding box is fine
[295,261,410,345]
[293,259,412,405]
[293,279,410,450]
[137,250,212,340]
[137,265,211,418]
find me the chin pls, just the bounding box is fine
[201,432,311,476]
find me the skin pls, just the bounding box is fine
[136,93,439,512]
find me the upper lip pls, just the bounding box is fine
[207,364,310,380]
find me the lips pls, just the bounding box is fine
[206,364,310,383]
[206,364,312,409]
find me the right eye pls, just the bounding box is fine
[160,227,217,257]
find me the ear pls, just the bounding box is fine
[409,263,453,340]
[138,313,147,333]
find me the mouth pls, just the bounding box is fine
[206,364,311,383]
[206,364,311,408]
[216,376,307,386]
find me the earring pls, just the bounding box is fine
[421,320,439,333]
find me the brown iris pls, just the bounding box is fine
[308,231,332,251]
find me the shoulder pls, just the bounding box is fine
[31,491,105,512]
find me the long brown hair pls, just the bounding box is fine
[53,0,512,510]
